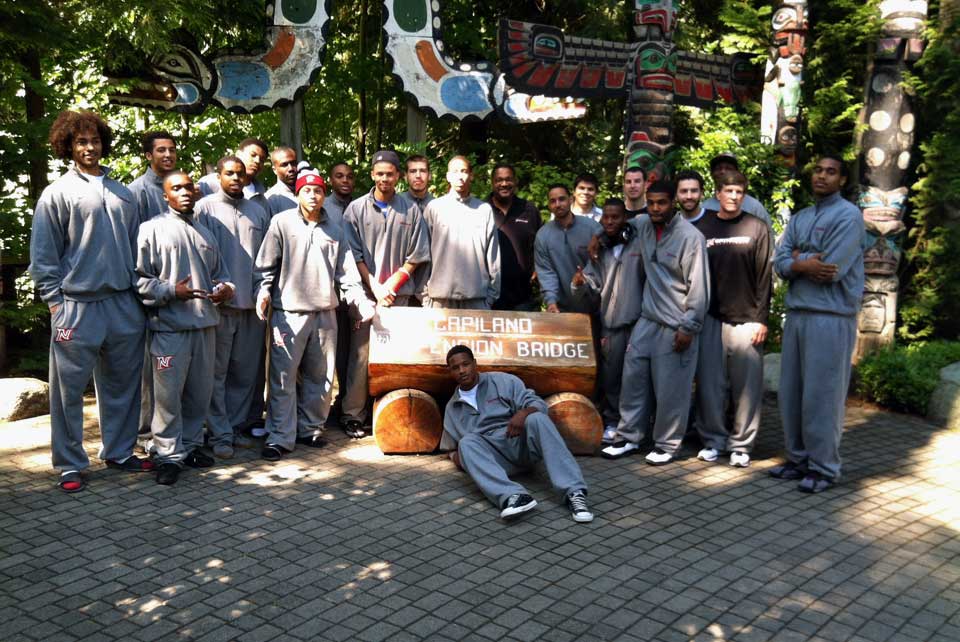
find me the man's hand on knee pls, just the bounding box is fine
[507,407,538,438]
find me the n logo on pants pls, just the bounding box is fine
[156,355,174,371]
[55,328,76,342]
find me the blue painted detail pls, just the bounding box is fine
[440,76,490,113]
[216,62,271,100]
[173,83,200,104]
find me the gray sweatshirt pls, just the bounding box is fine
[630,214,710,334]
[265,181,297,216]
[403,190,435,297]
[343,189,431,299]
[324,194,352,225]
[195,191,270,310]
[534,215,602,312]
[440,372,548,450]
[29,166,139,306]
[573,232,645,330]
[128,166,167,223]
[774,191,865,317]
[423,193,501,305]
[136,208,229,332]
[198,173,269,215]
[255,207,366,313]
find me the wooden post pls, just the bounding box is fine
[406,103,426,144]
[279,98,304,159]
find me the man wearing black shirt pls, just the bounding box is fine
[487,163,542,311]
[693,171,772,467]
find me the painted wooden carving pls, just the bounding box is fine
[760,1,808,169]
[854,0,927,359]
[107,0,331,114]
[383,0,586,122]
[498,1,761,180]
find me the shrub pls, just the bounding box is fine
[856,341,960,415]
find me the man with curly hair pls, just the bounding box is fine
[29,110,154,493]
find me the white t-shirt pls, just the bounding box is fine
[458,385,479,410]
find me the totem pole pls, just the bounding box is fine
[854,0,928,360]
[760,1,808,170]
[499,1,761,180]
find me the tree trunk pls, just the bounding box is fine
[21,49,47,204]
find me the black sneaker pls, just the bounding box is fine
[296,435,328,448]
[343,420,367,440]
[183,450,215,468]
[499,493,537,520]
[567,490,594,523]
[156,463,180,485]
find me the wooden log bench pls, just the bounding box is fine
[368,307,602,454]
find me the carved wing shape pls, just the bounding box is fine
[499,19,635,98]
[674,51,762,108]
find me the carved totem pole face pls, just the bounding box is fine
[760,2,808,167]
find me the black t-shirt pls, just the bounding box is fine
[625,205,647,219]
[487,195,542,309]
[696,210,772,324]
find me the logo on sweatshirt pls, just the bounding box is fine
[54,328,75,342]
[156,355,174,371]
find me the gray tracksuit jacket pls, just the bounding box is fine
[324,194,352,225]
[255,207,366,312]
[440,372,548,449]
[265,181,297,216]
[136,208,228,331]
[423,193,501,305]
[29,166,139,306]
[198,173,269,215]
[343,189,430,299]
[630,214,710,334]
[774,191,865,316]
[573,232,645,330]
[128,167,167,223]
[535,216,602,312]
[195,191,270,310]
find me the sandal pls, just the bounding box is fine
[58,471,85,493]
[106,455,155,472]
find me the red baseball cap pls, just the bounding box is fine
[295,170,326,195]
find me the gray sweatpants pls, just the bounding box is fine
[265,309,337,451]
[150,326,216,465]
[208,308,266,447]
[457,412,587,508]
[48,292,145,471]
[779,311,856,480]
[694,314,764,453]
[424,297,490,310]
[615,318,698,455]
[342,296,411,425]
[599,325,632,426]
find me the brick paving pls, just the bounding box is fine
[1,396,959,642]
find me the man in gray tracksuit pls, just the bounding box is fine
[198,137,270,214]
[340,150,430,439]
[601,181,710,465]
[137,171,235,485]
[403,154,434,304]
[30,110,153,492]
[254,170,374,461]
[195,157,271,459]
[265,147,298,216]
[536,184,602,314]
[571,198,644,439]
[423,156,500,309]
[770,156,864,493]
[442,345,593,523]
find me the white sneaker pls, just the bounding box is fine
[697,447,719,462]
[602,426,618,444]
[730,452,751,468]
[645,448,674,466]
[567,490,594,523]
[601,441,641,459]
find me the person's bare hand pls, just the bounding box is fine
[673,330,692,352]
[256,291,271,321]
[587,234,601,262]
[49,303,61,317]
[175,275,207,300]
[571,265,586,288]
[748,323,768,346]
[507,409,536,438]
[794,253,838,283]
[208,281,234,305]
[546,303,560,314]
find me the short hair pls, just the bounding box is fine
[448,155,472,172]
[602,197,626,211]
[674,169,704,191]
[491,162,515,178]
[330,162,353,174]
[406,154,430,170]
[716,170,748,189]
[624,166,646,181]
[547,183,570,195]
[446,344,475,364]
[646,179,676,199]
[141,130,176,155]
[217,155,246,173]
[271,146,296,158]
[162,170,191,187]
[49,110,113,160]
[237,137,268,156]
[818,154,849,178]
[574,173,599,190]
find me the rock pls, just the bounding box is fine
[0,378,49,422]
[928,362,960,428]
[763,353,781,394]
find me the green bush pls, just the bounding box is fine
[856,341,960,415]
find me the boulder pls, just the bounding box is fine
[928,362,960,429]
[0,378,49,422]
[763,353,781,394]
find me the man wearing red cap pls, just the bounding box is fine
[339,150,430,439]
[254,169,374,461]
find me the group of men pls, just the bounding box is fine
[29,108,863,520]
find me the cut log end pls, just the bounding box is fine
[544,392,603,455]
[372,388,443,454]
